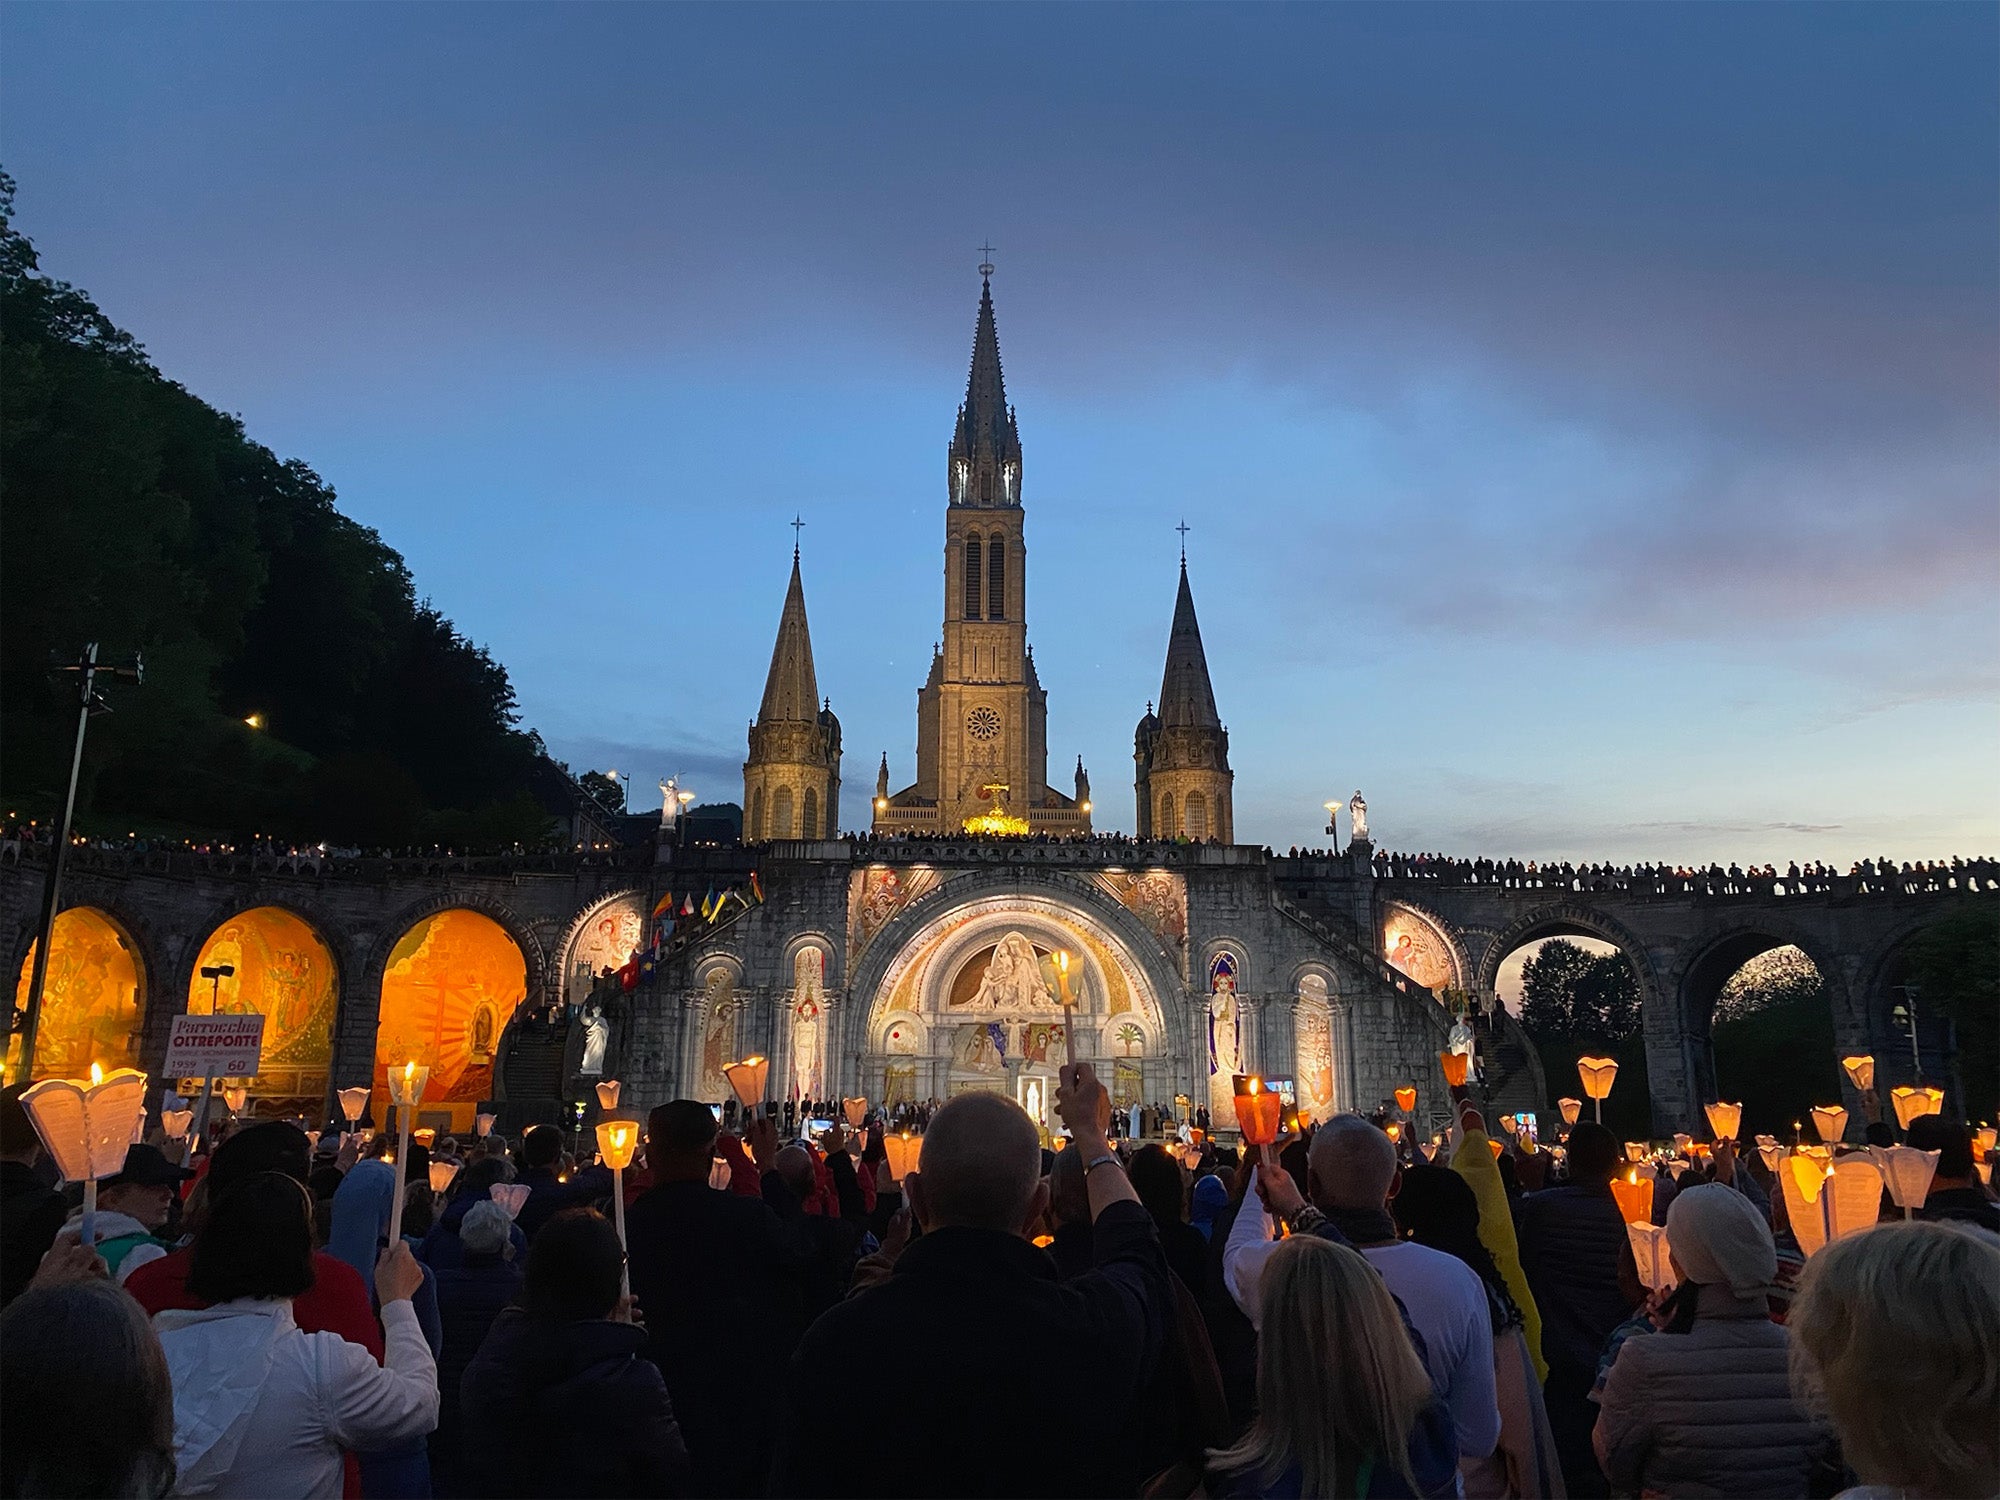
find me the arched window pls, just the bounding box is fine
[1159,791,1177,837]
[963,535,983,620]
[771,786,795,840]
[1186,791,1209,841]
[987,534,1006,620]
[748,786,764,842]
[802,787,819,840]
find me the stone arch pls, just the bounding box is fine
[1381,899,1470,995]
[555,888,647,1006]
[1669,919,1849,1121]
[364,897,543,1131]
[986,533,1006,621]
[1159,791,1176,838]
[964,532,983,619]
[9,905,150,1080]
[803,787,820,841]
[183,903,343,1108]
[1851,914,1963,1102]
[771,785,795,841]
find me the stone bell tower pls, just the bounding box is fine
[744,546,841,840]
[875,259,1089,836]
[1134,556,1233,842]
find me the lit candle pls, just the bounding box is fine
[19,1064,149,1250]
[383,1061,430,1248]
[595,1117,640,1296]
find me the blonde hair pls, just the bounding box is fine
[1789,1220,2000,1499]
[1208,1235,1433,1497]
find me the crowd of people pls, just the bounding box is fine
[1346,851,1999,896]
[2,1069,1996,1499]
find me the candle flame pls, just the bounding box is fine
[89,1062,103,1086]
[1057,950,1068,973]
[403,1061,415,1083]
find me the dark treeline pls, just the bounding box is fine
[0,171,553,848]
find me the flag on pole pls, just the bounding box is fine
[680,894,695,917]
[618,951,642,991]
[651,891,674,919]
[750,871,765,903]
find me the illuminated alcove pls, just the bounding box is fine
[10,908,144,1081]
[373,909,527,1131]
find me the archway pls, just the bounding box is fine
[186,907,338,1113]
[1862,925,1976,1116]
[1382,902,1466,995]
[10,908,144,1080]
[1483,908,1655,1136]
[374,908,528,1132]
[1678,933,1842,1139]
[559,892,647,1007]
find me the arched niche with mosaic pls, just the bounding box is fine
[185,906,338,1106]
[374,908,529,1131]
[563,892,647,1006]
[1293,969,1337,1122]
[1206,949,1243,1120]
[695,958,744,1103]
[1382,903,1463,995]
[10,907,144,1081]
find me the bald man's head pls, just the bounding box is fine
[773,1144,815,1196]
[1307,1114,1399,1212]
[908,1092,1043,1233]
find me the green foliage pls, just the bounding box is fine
[1518,938,1641,1048]
[1532,1028,1654,1139]
[576,771,627,817]
[1713,988,1842,1142]
[0,170,552,847]
[1714,946,1824,1022]
[1906,908,2000,1119]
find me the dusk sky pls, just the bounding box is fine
[6,2,1995,860]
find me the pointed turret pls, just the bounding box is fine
[756,554,821,725]
[1135,557,1232,843]
[744,548,841,841]
[947,270,1023,508]
[1156,562,1222,729]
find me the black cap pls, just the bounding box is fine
[105,1143,194,1190]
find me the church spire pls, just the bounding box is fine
[756,551,821,725]
[947,261,1022,507]
[1156,560,1222,729]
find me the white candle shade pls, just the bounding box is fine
[1577,1057,1619,1101]
[1780,1155,1883,1257]
[595,1080,621,1110]
[161,1108,193,1140]
[882,1131,922,1184]
[708,1156,733,1191]
[338,1087,370,1123]
[1557,1098,1582,1126]
[596,1118,640,1171]
[1839,1055,1876,1093]
[842,1097,868,1128]
[475,1112,496,1137]
[1890,1086,1944,1131]
[721,1056,770,1109]
[1809,1106,1848,1145]
[428,1160,460,1195]
[489,1183,532,1219]
[222,1086,248,1114]
[1627,1222,1675,1293]
[1868,1146,1940,1212]
[1704,1101,1743,1141]
[20,1068,149,1182]
[387,1062,431,1107]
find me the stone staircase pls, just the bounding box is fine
[496,1019,570,1132]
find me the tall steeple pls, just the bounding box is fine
[1157,561,1222,729]
[744,547,841,841]
[756,553,821,725]
[947,263,1023,508]
[1135,555,1233,843]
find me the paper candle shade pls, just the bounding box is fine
[1781,1156,1883,1257]
[475,1113,496,1137]
[1890,1086,1944,1131]
[1704,1101,1743,1142]
[882,1131,922,1184]
[387,1062,430,1107]
[1624,1141,1648,1164]
[1498,1114,1517,1136]
[488,1183,532,1219]
[595,1080,621,1111]
[842,1097,868,1128]
[1672,1133,1693,1154]
[1438,1051,1470,1088]
[1557,1098,1582,1126]
[1627,1222,1675,1294]
[1868,1146,1940,1213]
[1757,1144,1785,1174]
[304,1131,321,1153]
[1385,1121,1403,1142]
[595,1118,640,1171]
[1232,1076,1282,1147]
[1609,1168,1654,1225]
[1810,1106,1849,1145]
[1975,1127,1997,1160]
[1840,1055,1876,1093]
[338,1087,370,1124]
[161,1108,193,1140]
[721,1056,770,1109]
[428,1160,460,1195]
[1664,1160,1689,1180]
[413,1128,436,1148]
[1577,1056,1619,1101]
[1486,1137,1503,1159]
[222,1086,248,1114]
[19,1068,149,1183]
[1394,1087,1418,1115]
[708,1156,733,1191]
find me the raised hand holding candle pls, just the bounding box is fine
[383,1061,430,1247]
[20,1064,148,1250]
[1231,1075,1281,1148]
[721,1056,769,1114]
[1704,1100,1742,1142]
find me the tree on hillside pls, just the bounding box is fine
[1714,946,1824,1022]
[0,169,551,847]
[1906,908,2000,1120]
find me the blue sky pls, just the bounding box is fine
[5,2,1994,859]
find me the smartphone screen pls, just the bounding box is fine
[805,1117,833,1140]
[1520,1113,1538,1143]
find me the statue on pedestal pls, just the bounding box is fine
[1348,791,1369,845]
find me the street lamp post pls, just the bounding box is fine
[14,643,142,1082]
[188,963,236,1148]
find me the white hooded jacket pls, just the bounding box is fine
[154,1297,437,1499]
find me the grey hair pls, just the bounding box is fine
[459,1199,514,1258]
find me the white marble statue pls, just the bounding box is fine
[1349,791,1369,843]
[579,1001,609,1076]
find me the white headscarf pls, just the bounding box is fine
[1665,1182,1777,1300]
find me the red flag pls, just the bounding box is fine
[618,952,641,991]
[651,891,673,919]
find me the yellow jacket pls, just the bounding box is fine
[1449,1128,1548,1381]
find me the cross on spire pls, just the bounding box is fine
[790,514,805,561]
[978,242,996,278]
[1176,519,1191,565]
